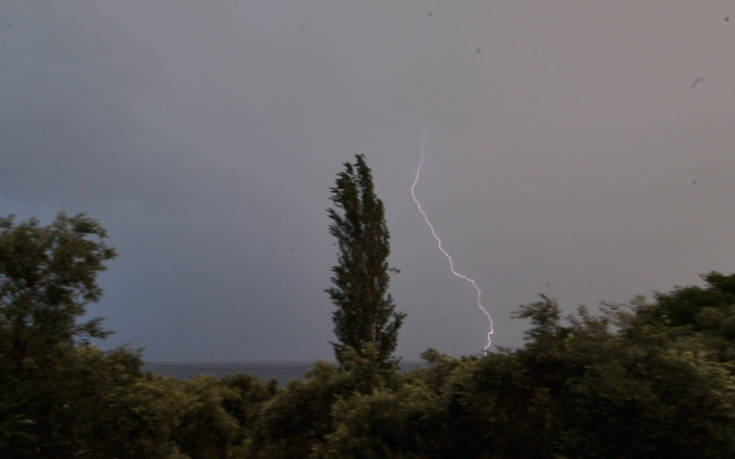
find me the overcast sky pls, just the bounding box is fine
[2,1,735,361]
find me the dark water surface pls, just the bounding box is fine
[143,361,427,385]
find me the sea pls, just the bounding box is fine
[142,361,427,385]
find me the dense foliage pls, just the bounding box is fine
[4,212,735,457]
[326,154,405,367]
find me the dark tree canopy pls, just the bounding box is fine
[326,154,405,367]
[0,212,116,367]
[4,209,735,457]
[648,271,735,328]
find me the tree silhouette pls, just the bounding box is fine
[326,154,405,367]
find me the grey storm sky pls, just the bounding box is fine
[2,1,735,361]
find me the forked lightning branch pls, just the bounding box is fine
[410,131,495,352]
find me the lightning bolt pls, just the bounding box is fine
[410,130,494,351]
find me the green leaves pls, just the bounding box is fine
[326,154,405,367]
[4,208,735,456]
[0,212,116,360]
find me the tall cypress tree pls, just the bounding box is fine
[326,154,405,367]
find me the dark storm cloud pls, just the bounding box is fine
[2,0,735,360]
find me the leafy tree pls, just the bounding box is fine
[44,347,183,458]
[326,154,405,367]
[251,348,400,457]
[0,212,116,370]
[6,209,735,457]
[314,376,444,458]
[173,376,242,458]
[632,271,735,363]
[646,271,735,327]
[485,295,735,457]
[252,362,345,458]
[0,213,147,457]
[219,373,278,450]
